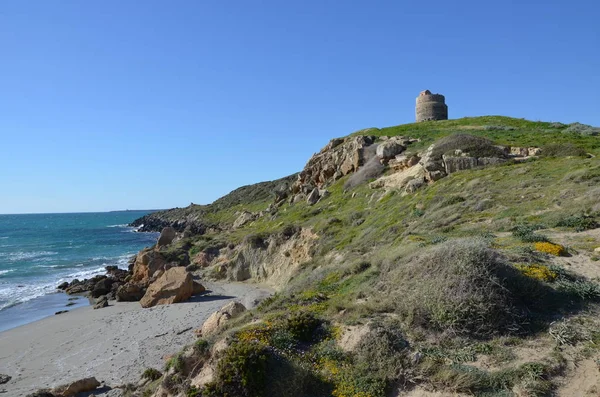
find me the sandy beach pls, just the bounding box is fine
[0,282,271,397]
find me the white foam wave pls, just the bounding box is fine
[0,282,59,311]
[0,236,8,239]
[0,251,59,262]
[0,269,14,276]
[107,224,128,228]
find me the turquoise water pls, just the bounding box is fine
[0,211,158,331]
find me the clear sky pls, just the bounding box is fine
[1,0,598,214]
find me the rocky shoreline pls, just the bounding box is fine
[56,227,207,310]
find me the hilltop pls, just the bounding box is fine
[124,116,600,397]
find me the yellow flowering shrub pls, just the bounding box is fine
[236,322,273,345]
[515,264,557,282]
[534,242,567,256]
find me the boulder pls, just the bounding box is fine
[306,188,320,205]
[52,377,100,397]
[376,140,405,160]
[192,281,206,296]
[405,177,425,193]
[116,283,146,302]
[233,211,257,229]
[57,282,69,290]
[90,278,113,298]
[198,301,247,337]
[105,266,129,280]
[140,267,194,308]
[0,374,10,384]
[157,227,177,248]
[132,248,166,282]
[93,295,109,309]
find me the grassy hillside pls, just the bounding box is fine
[131,116,600,397]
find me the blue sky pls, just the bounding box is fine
[0,0,598,214]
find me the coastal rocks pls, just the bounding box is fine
[52,377,100,397]
[197,301,247,337]
[132,247,166,283]
[0,374,10,384]
[59,265,130,297]
[116,282,146,301]
[93,295,109,309]
[192,280,206,296]
[157,227,177,248]
[90,278,114,298]
[140,267,193,308]
[57,282,69,290]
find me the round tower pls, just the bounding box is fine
[415,90,448,122]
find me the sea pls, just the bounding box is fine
[0,211,159,332]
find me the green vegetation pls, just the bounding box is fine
[132,116,600,396]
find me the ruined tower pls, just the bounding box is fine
[415,90,448,122]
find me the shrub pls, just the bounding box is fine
[515,264,557,282]
[203,341,268,397]
[383,239,552,337]
[194,339,209,354]
[285,311,322,342]
[142,367,162,381]
[555,279,600,301]
[483,125,516,131]
[563,122,600,136]
[512,225,548,243]
[541,143,588,157]
[165,354,184,373]
[534,242,566,256]
[555,214,598,232]
[432,134,507,159]
[354,323,410,381]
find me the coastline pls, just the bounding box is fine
[0,291,91,333]
[0,281,272,397]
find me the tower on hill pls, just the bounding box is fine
[415,90,448,122]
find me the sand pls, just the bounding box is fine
[0,282,271,397]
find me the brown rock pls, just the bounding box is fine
[192,281,206,296]
[198,301,246,337]
[157,227,177,248]
[52,377,100,397]
[116,282,146,301]
[140,267,193,308]
[93,295,109,309]
[132,248,166,282]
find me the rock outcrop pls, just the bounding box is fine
[93,295,109,309]
[140,267,194,308]
[156,227,177,248]
[0,374,10,384]
[292,135,376,196]
[197,301,247,337]
[233,211,258,229]
[132,247,167,283]
[116,282,146,301]
[52,377,100,397]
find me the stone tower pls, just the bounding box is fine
[415,90,448,122]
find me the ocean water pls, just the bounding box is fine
[0,211,158,331]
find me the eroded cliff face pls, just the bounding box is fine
[192,228,319,290]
